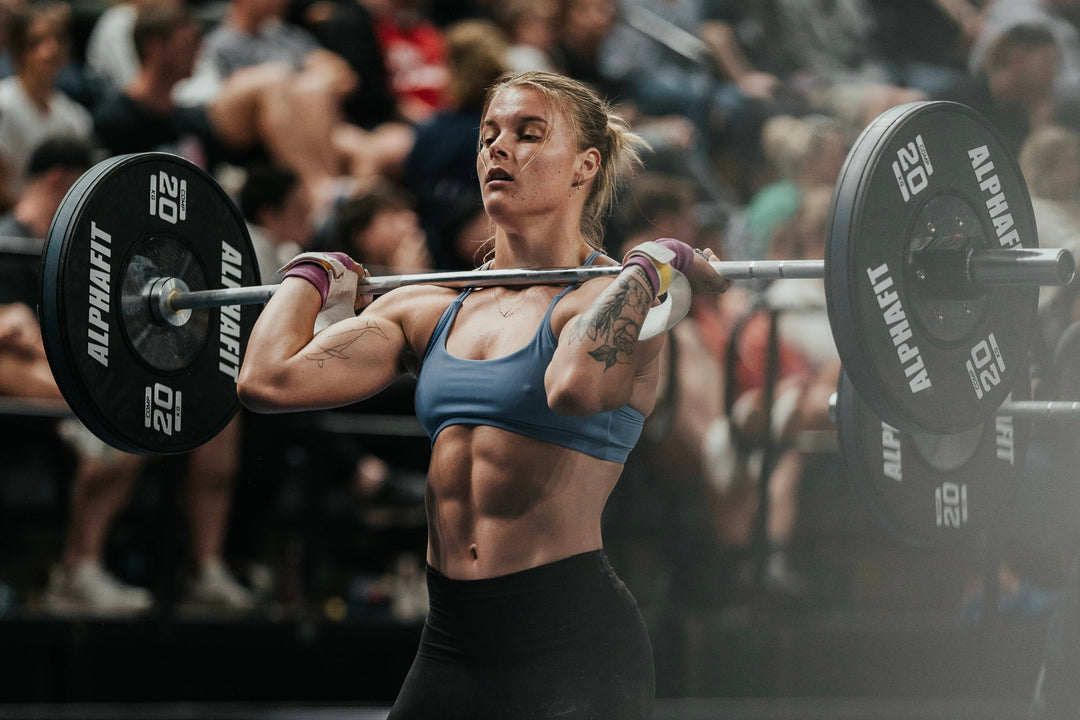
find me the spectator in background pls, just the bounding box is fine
[239,164,315,283]
[727,185,840,600]
[363,0,450,123]
[938,21,1061,154]
[551,0,716,201]
[1018,125,1080,351]
[175,0,354,107]
[84,0,183,95]
[0,2,93,207]
[758,0,926,127]
[866,0,976,96]
[326,180,431,275]
[732,114,850,261]
[404,19,508,269]
[497,0,559,73]
[286,0,400,129]
[604,172,743,612]
[95,4,411,221]
[0,138,93,391]
[92,4,232,166]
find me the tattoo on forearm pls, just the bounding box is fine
[568,272,653,370]
[304,322,389,367]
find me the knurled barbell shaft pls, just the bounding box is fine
[163,249,1072,315]
[164,260,828,313]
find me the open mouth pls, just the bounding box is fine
[486,168,513,184]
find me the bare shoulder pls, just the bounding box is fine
[362,283,461,352]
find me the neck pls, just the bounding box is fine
[490,221,594,270]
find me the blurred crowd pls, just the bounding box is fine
[0,0,1080,627]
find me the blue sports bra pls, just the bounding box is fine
[414,253,645,463]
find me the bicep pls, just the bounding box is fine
[239,284,412,412]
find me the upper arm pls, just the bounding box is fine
[238,282,418,413]
[545,275,665,416]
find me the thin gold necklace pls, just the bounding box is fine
[493,287,530,318]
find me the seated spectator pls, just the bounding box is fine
[497,0,559,73]
[238,164,315,283]
[93,4,410,220]
[0,3,94,207]
[551,0,719,201]
[1018,125,1080,355]
[0,137,255,616]
[325,180,431,275]
[731,114,851,261]
[364,0,451,123]
[0,300,57,399]
[404,19,508,270]
[937,21,1061,154]
[748,0,927,128]
[866,0,976,96]
[605,172,748,610]
[725,185,841,600]
[286,0,400,129]
[175,0,356,108]
[84,0,181,95]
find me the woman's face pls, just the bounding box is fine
[20,14,68,82]
[476,85,583,225]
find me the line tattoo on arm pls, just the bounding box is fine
[304,322,389,367]
[567,272,653,370]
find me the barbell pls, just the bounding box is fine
[31,100,1080,468]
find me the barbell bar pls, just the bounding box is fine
[157,249,1071,316]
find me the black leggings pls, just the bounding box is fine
[387,550,655,720]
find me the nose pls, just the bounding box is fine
[487,134,509,159]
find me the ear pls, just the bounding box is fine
[573,147,601,187]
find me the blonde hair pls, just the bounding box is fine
[1020,125,1080,201]
[445,20,510,111]
[482,71,650,251]
[762,114,847,180]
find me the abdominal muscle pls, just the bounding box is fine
[424,424,623,580]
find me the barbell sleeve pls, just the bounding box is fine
[968,248,1075,287]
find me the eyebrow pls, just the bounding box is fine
[481,115,550,129]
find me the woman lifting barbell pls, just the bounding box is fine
[237,71,731,718]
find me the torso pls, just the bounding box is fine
[388,263,657,580]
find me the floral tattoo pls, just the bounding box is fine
[568,272,653,370]
[304,322,389,367]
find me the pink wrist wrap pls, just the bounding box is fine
[281,252,356,308]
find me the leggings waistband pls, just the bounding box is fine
[422,550,634,655]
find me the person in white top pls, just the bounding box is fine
[0,3,93,204]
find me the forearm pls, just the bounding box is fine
[546,267,655,414]
[700,20,754,83]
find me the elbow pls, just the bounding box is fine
[236,363,287,414]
